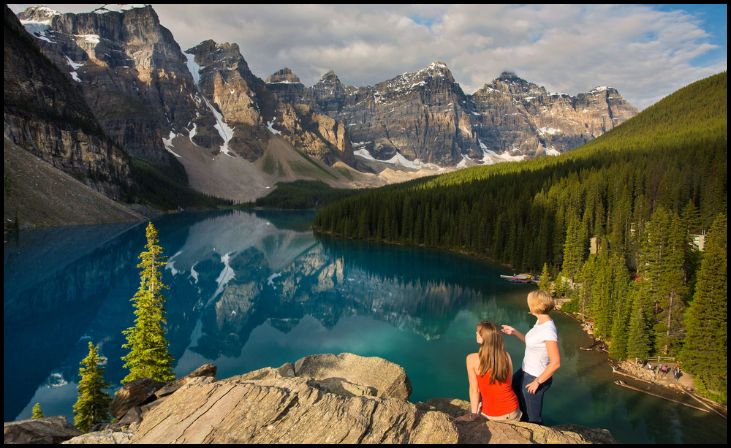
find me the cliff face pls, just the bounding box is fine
[60,354,617,444]
[185,40,273,160]
[4,5,131,200]
[17,4,204,167]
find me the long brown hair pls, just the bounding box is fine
[476,320,511,384]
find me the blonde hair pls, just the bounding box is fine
[527,290,555,314]
[476,321,511,384]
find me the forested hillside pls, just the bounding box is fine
[313,72,727,402]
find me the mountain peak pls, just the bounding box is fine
[266,67,301,84]
[17,5,60,23]
[423,61,452,76]
[496,71,527,83]
[588,85,618,94]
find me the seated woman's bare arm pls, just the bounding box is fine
[466,353,481,414]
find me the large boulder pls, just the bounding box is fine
[129,375,457,443]
[110,378,166,420]
[154,363,217,398]
[294,353,412,400]
[4,416,80,444]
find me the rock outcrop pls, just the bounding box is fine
[110,378,167,420]
[64,354,615,444]
[293,352,412,400]
[4,416,81,444]
[419,398,617,444]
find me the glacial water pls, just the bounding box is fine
[3,209,726,443]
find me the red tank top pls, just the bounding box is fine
[476,367,519,417]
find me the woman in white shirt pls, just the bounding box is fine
[501,290,560,424]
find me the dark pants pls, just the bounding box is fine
[512,368,552,424]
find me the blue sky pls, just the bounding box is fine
[9,4,728,109]
[652,4,727,67]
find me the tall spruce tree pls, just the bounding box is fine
[590,253,613,339]
[73,341,112,433]
[680,213,727,402]
[31,402,43,419]
[654,213,688,355]
[561,212,585,284]
[627,293,652,360]
[609,281,635,360]
[538,262,552,293]
[121,222,175,384]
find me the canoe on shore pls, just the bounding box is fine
[500,273,534,283]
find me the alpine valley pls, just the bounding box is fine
[5,4,638,227]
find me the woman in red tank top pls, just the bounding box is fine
[456,320,522,422]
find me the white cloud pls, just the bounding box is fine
[8,4,726,109]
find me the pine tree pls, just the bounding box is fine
[73,341,112,433]
[654,214,688,356]
[680,213,727,403]
[607,252,631,359]
[626,293,652,360]
[590,253,613,339]
[31,402,43,419]
[576,255,596,318]
[609,283,634,360]
[537,262,551,293]
[121,222,175,384]
[561,212,585,283]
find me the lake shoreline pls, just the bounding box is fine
[554,302,727,418]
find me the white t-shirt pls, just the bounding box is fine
[522,319,558,377]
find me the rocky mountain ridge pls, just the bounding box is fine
[14,3,637,173]
[268,65,637,165]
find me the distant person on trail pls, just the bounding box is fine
[456,321,522,423]
[501,290,560,425]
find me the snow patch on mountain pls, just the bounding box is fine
[354,148,376,160]
[162,131,182,157]
[545,146,561,156]
[93,4,147,14]
[267,118,282,135]
[538,127,562,135]
[203,97,234,156]
[184,52,202,86]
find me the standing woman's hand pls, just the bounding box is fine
[501,324,525,343]
[525,379,540,394]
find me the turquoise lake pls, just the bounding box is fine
[3,209,726,443]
